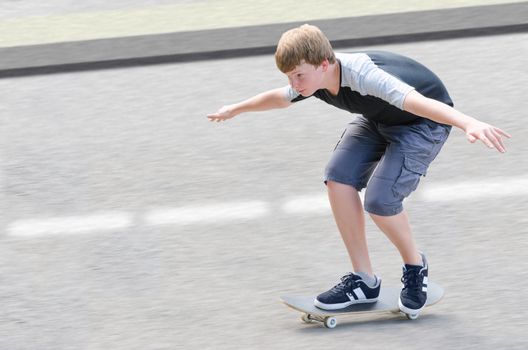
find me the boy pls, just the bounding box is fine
[207,24,510,315]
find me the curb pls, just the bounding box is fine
[1,2,527,78]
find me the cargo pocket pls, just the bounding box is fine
[392,156,428,198]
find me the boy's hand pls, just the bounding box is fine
[464,120,511,153]
[207,105,236,122]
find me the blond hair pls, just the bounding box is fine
[275,24,336,73]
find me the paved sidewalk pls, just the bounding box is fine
[1,0,524,47]
[0,1,527,76]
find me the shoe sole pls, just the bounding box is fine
[314,298,378,311]
[398,297,425,315]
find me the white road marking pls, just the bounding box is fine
[6,212,132,237]
[5,177,527,237]
[417,178,528,202]
[281,194,330,215]
[282,191,365,215]
[143,201,270,226]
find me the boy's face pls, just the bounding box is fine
[285,60,327,96]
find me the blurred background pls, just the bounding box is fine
[1,1,527,349]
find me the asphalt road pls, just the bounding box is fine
[1,32,527,349]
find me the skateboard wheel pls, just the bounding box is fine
[324,317,337,329]
[406,313,419,320]
[301,314,313,324]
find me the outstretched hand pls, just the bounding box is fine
[207,105,236,122]
[464,120,511,153]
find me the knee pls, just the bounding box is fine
[326,180,341,193]
[326,180,359,196]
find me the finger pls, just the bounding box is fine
[485,129,505,153]
[208,115,225,122]
[491,130,507,153]
[481,137,495,149]
[494,137,506,153]
[494,127,512,139]
[476,132,494,149]
[467,133,477,143]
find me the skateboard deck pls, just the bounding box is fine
[281,282,444,328]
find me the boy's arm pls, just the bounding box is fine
[207,87,291,122]
[403,90,511,153]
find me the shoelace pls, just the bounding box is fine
[332,273,360,293]
[401,268,423,292]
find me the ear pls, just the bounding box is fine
[320,59,330,72]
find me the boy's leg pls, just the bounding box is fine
[369,210,422,266]
[363,119,451,313]
[364,119,451,265]
[327,180,373,275]
[315,118,386,310]
[316,184,382,310]
[316,181,385,310]
[324,117,386,275]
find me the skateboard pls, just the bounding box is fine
[281,282,444,329]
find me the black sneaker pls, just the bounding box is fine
[399,253,428,315]
[314,273,381,310]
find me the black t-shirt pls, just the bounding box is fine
[284,51,453,125]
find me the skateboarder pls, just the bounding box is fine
[207,24,510,316]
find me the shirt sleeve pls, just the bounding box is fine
[282,85,308,103]
[340,54,415,110]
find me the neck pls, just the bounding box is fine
[324,61,340,96]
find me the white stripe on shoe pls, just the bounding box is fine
[346,287,367,301]
[353,287,366,300]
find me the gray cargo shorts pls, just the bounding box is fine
[324,116,451,216]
